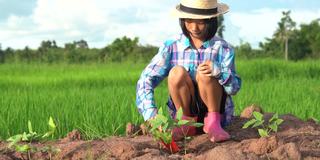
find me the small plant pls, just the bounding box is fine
[242,111,284,137]
[311,117,319,124]
[6,116,60,160]
[148,107,203,153]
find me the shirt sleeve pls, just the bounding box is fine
[136,44,172,121]
[217,45,241,95]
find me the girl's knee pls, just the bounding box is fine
[168,66,188,84]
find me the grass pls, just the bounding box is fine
[234,59,320,118]
[0,59,319,139]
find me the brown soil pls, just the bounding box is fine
[1,112,319,160]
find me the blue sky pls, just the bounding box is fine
[0,0,319,49]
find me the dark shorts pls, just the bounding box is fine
[167,81,227,127]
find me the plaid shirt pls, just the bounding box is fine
[136,34,241,124]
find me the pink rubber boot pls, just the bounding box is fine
[172,115,198,141]
[203,112,230,142]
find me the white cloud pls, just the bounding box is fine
[1,1,319,49]
[0,0,179,49]
[33,0,108,31]
[228,8,320,48]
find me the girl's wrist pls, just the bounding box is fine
[211,65,221,78]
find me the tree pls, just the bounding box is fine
[287,30,311,60]
[21,46,32,62]
[300,19,320,58]
[64,42,77,63]
[260,15,320,60]
[37,40,60,63]
[235,40,253,59]
[259,37,283,58]
[74,40,89,49]
[107,36,139,62]
[0,43,4,63]
[217,15,225,38]
[274,11,296,60]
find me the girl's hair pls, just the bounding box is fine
[179,17,218,41]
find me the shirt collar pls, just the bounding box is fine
[179,33,216,50]
[179,34,191,50]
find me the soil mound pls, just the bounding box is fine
[0,111,319,160]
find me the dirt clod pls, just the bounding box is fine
[269,142,301,160]
[60,129,82,143]
[240,104,263,118]
[243,136,278,155]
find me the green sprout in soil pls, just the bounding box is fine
[311,117,319,124]
[147,107,203,154]
[6,116,60,160]
[242,111,284,137]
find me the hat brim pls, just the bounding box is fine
[171,3,229,19]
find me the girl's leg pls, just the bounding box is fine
[196,73,230,142]
[168,66,198,140]
[168,66,195,116]
[196,73,222,112]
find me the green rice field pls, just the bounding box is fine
[0,59,319,140]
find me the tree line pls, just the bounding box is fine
[0,11,319,63]
[236,11,320,60]
[0,37,158,63]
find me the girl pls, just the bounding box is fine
[136,0,241,142]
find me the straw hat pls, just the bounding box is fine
[172,0,229,19]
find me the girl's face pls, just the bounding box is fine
[184,19,206,41]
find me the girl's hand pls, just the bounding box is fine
[197,60,213,77]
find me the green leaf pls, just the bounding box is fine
[311,117,319,124]
[42,131,53,139]
[42,116,57,139]
[21,132,28,141]
[242,119,257,128]
[152,130,162,141]
[7,134,23,142]
[253,112,263,121]
[7,134,23,148]
[150,119,162,130]
[176,107,183,121]
[158,107,164,115]
[150,120,162,131]
[28,120,33,134]
[161,132,172,144]
[258,129,269,137]
[191,122,204,127]
[269,113,278,123]
[167,119,174,128]
[157,115,168,123]
[48,116,56,131]
[162,122,169,132]
[269,123,278,132]
[275,119,284,125]
[252,120,264,128]
[178,120,189,126]
[15,144,30,153]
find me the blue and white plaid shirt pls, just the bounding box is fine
[136,33,241,125]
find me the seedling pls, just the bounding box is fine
[311,117,319,124]
[6,116,59,160]
[148,107,203,153]
[242,111,284,137]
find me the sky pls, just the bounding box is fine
[0,0,319,49]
